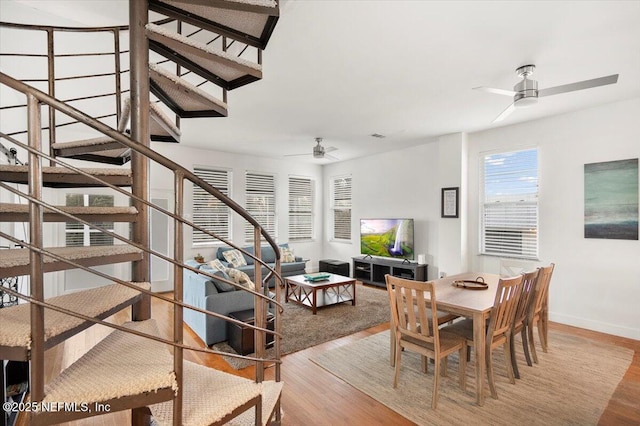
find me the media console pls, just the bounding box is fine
[352,256,428,288]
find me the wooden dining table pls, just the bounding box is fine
[389,272,501,406]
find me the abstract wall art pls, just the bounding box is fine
[584,158,638,240]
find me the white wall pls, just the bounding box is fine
[467,98,640,340]
[322,97,639,340]
[322,140,453,279]
[150,143,324,270]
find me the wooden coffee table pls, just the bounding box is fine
[285,273,356,314]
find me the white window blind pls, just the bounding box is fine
[288,176,314,241]
[193,167,231,244]
[65,194,114,247]
[245,172,276,241]
[331,176,352,240]
[481,148,538,259]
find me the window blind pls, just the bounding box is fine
[481,148,538,259]
[245,172,276,241]
[331,176,352,240]
[65,194,114,247]
[193,167,231,244]
[288,176,314,241]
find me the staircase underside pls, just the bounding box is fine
[0,282,151,361]
[150,0,279,49]
[0,245,143,279]
[0,202,138,222]
[147,23,262,91]
[0,165,132,188]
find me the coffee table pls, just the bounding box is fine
[285,273,356,314]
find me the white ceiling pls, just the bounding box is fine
[4,0,640,164]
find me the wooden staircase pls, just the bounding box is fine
[0,1,283,425]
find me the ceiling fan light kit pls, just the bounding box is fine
[313,138,325,158]
[475,64,619,123]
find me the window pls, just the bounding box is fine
[288,176,314,241]
[331,175,352,240]
[193,167,231,244]
[245,172,276,241]
[65,194,114,246]
[481,148,538,259]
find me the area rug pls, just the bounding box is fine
[311,330,633,425]
[213,283,389,369]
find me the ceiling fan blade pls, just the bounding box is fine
[284,153,310,157]
[324,146,338,153]
[492,102,516,123]
[324,153,339,161]
[474,86,517,97]
[538,74,618,97]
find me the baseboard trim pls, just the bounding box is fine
[550,312,640,340]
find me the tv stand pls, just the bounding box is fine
[352,256,427,288]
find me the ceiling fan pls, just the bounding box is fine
[475,64,619,123]
[285,137,339,160]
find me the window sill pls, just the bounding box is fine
[478,253,540,262]
[329,239,352,244]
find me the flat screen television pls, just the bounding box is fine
[360,218,414,260]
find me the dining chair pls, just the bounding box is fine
[526,263,555,363]
[386,274,467,409]
[509,269,540,379]
[448,274,524,399]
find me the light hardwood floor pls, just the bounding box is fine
[18,290,640,426]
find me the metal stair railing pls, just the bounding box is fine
[0,72,283,423]
[0,20,261,164]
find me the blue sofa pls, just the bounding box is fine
[183,244,306,345]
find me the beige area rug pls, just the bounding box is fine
[311,330,633,425]
[213,283,389,369]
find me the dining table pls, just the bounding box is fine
[389,272,501,406]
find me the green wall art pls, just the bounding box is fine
[584,158,638,240]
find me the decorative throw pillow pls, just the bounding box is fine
[227,268,255,291]
[210,270,236,293]
[222,249,247,268]
[281,247,296,263]
[209,258,227,272]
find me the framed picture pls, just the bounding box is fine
[584,158,638,240]
[441,187,459,218]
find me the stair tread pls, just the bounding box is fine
[0,164,132,187]
[150,63,228,118]
[43,319,176,404]
[151,0,279,49]
[123,97,182,142]
[229,380,284,426]
[0,245,143,278]
[147,23,262,90]
[0,282,150,349]
[149,100,182,142]
[147,23,261,72]
[51,102,179,154]
[150,361,279,426]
